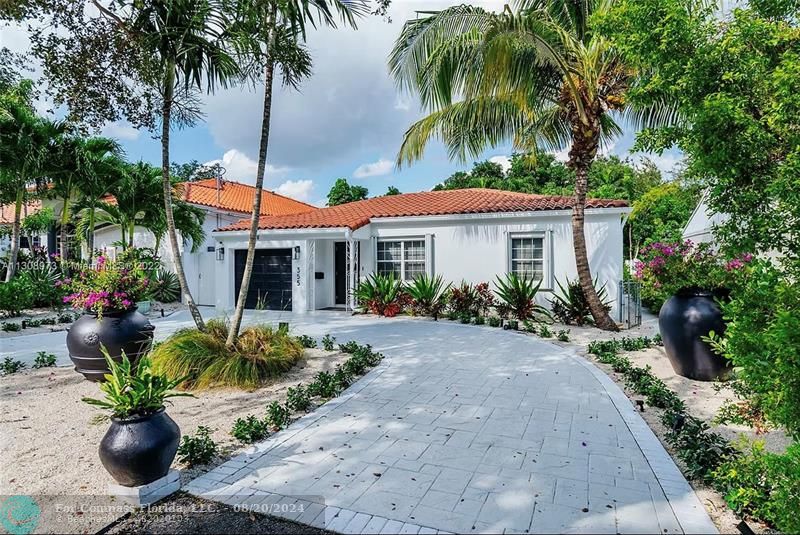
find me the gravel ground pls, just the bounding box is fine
[103,493,332,534]
[0,347,347,534]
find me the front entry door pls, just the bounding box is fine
[334,242,347,305]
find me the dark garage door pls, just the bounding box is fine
[234,249,292,310]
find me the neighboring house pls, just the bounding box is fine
[0,200,46,258]
[211,188,631,317]
[91,178,315,306]
[682,190,728,245]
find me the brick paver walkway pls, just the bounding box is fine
[186,315,716,534]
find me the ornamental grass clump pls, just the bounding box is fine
[150,318,304,390]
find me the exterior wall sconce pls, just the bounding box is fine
[216,246,225,261]
[293,245,301,260]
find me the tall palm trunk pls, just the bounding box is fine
[87,208,95,262]
[569,113,619,331]
[226,7,278,347]
[59,194,70,261]
[5,190,23,281]
[161,64,205,331]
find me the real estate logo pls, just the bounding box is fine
[0,495,40,535]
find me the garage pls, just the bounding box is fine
[233,249,293,310]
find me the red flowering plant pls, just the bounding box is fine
[59,256,151,316]
[633,240,754,312]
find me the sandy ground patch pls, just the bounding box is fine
[0,347,347,534]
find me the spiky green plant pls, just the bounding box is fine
[550,277,611,326]
[152,268,180,303]
[354,273,406,316]
[150,318,304,390]
[406,274,451,319]
[494,273,551,322]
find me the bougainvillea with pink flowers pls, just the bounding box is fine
[59,256,151,316]
[634,241,754,312]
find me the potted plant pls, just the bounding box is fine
[634,241,753,381]
[83,349,189,487]
[61,255,155,381]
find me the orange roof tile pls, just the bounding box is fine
[0,200,41,225]
[218,189,628,232]
[177,179,315,215]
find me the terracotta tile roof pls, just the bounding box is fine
[0,200,41,225]
[101,179,315,216]
[217,188,629,232]
[177,179,315,215]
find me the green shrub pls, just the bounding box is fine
[662,411,735,483]
[556,329,570,342]
[231,415,269,443]
[446,310,458,321]
[339,340,360,354]
[321,334,336,351]
[57,312,75,323]
[21,318,41,328]
[19,265,65,308]
[0,357,26,376]
[307,371,341,398]
[82,350,191,419]
[32,351,57,369]
[265,401,291,430]
[406,274,451,319]
[39,317,56,326]
[494,273,551,322]
[504,319,519,330]
[354,273,406,317]
[538,325,552,338]
[473,315,485,325]
[550,277,611,326]
[0,276,34,317]
[713,441,800,533]
[459,313,471,324]
[286,384,311,412]
[488,316,501,327]
[177,426,218,467]
[2,322,20,332]
[297,335,317,349]
[707,262,800,439]
[151,268,180,303]
[150,319,304,390]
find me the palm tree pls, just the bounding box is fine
[49,136,122,261]
[388,0,661,330]
[224,0,369,346]
[76,161,205,255]
[72,154,126,261]
[0,80,66,280]
[93,0,240,330]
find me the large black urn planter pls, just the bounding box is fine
[66,308,155,382]
[99,408,180,487]
[658,289,731,381]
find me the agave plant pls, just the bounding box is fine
[494,273,551,322]
[354,273,406,317]
[550,277,611,326]
[406,274,451,320]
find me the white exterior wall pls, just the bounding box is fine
[213,208,629,318]
[683,191,727,245]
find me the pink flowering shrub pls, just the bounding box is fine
[60,256,151,316]
[633,241,753,312]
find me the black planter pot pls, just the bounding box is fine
[99,407,180,487]
[658,289,731,381]
[66,308,155,382]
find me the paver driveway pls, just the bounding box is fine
[185,314,716,534]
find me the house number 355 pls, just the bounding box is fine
[296,267,301,286]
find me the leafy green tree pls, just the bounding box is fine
[0,80,65,280]
[389,0,671,330]
[385,186,401,196]
[327,178,369,206]
[170,160,226,182]
[224,0,368,346]
[627,181,699,258]
[71,154,126,260]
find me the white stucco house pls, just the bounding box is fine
[211,188,631,317]
[682,190,727,245]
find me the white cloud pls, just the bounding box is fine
[203,149,289,186]
[489,155,511,173]
[353,158,393,179]
[275,179,314,202]
[101,121,140,141]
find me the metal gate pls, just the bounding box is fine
[618,280,642,329]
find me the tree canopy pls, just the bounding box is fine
[327,178,369,206]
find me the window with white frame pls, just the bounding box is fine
[377,239,426,281]
[510,235,544,281]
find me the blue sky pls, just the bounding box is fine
[6,0,683,206]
